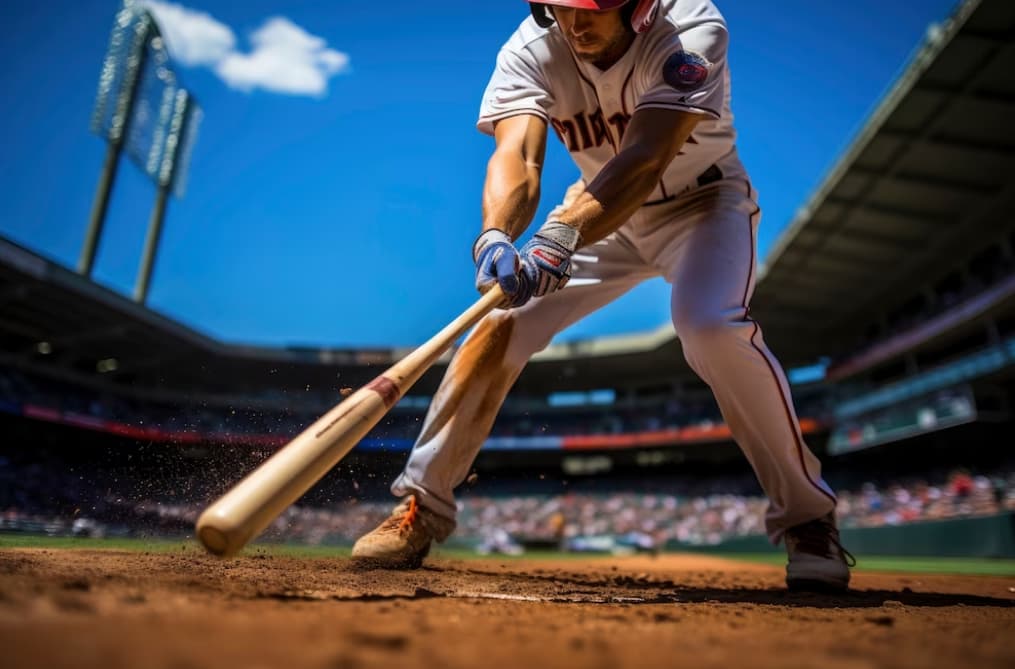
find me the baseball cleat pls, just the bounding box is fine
[784,512,855,592]
[351,495,456,569]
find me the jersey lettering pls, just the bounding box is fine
[573,112,594,150]
[607,113,631,143]
[589,109,614,150]
[552,109,631,152]
[551,118,580,152]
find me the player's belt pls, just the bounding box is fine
[643,163,724,207]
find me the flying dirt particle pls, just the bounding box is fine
[466,473,479,486]
[62,579,91,592]
[866,615,894,627]
[53,595,96,614]
[340,387,354,397]
[348,631,409,651]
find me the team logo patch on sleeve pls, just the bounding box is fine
[663,51,710,92]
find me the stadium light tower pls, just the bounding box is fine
[81,0,201,305]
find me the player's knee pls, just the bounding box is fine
[672,307,743,354]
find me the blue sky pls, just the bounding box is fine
[0,0,959,348]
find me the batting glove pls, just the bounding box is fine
[473,229,523,298]
[520,221,583,298]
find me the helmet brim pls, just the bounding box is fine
[526,0,630,10]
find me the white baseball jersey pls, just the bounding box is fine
[478,0,747,202]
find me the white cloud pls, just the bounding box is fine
[215,18,350,97]
[142,0,235,67]
[139,2,349,97]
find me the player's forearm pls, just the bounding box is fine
[552,109,700,245]
[482,148,541,240]
[552,146,668,245]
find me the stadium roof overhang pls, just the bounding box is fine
[749,0,1015,364]
[0,239,229,390]
[2,0,1013,398]
[0,235,682,395]
[0,239,417,394]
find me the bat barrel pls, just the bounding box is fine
[196,511,247,557]
[195,387,389,556]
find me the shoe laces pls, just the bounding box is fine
[789,516,857,567]
[380,496,420,534]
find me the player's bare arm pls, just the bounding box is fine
[482,113,549,239]
[554,107,701,245]
[473,113,549,304]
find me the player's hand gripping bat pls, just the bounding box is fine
[195,285,506,557]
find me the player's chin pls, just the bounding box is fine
[573,45,607,62]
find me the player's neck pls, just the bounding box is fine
[590,32,636,71]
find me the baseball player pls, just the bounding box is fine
[353,0,854,591]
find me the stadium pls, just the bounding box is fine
[1,0,1014,667]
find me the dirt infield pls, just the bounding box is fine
[1,548,1013,669]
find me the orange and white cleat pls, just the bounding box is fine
[351,495,456,569]
[784,512,855,592]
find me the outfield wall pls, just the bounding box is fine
[669,512,1015,558]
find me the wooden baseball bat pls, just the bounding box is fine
[195,285,506,557]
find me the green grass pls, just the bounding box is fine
[0,535,191,552]
[714,552,1015,576]
[0,534,351,557]
[3,535,1015,576]
[0,535,575,561]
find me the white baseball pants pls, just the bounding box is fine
[391,178,837,543]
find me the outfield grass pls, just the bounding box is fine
[2,535,1014,576]
[712,552,1015,576]
[0,534,351,557]
[0,535,189,552]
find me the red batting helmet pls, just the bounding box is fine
[527,0,660,34]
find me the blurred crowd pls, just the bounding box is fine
[836,469,1010,527]
[457,492,769,548]
[3,457,1012,548]
[466,468,1015,548]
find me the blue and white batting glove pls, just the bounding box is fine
[473,229,523,298]
[520,221,583,298]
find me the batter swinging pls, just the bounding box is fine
[353,0,854,591]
